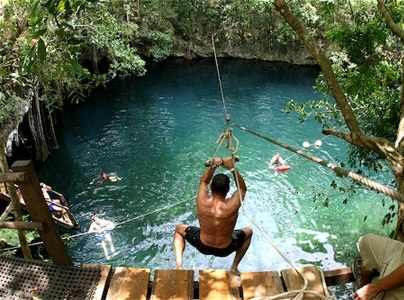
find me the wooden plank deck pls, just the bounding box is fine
[281,266,327,299]
[151,269,194,300]
[88,265,340,300]
[0,256,355,300]
[241,271,284,299]
[199,270,239,300]
[106,267,150,300]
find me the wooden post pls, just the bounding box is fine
[1,153,33,259]
[0,221,43,231]
[11,160,72,265]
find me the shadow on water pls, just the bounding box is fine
[39,58,394,297]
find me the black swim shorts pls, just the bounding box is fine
[184,226,246,257]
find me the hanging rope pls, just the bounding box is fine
[210,129,333,300]
[232,122,404,204]
[211,128,240,158]
[209,37,334,299]
[211,35,230,123]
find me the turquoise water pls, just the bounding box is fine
[39,59,394,285]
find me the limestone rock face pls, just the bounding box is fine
[171,36,317,65]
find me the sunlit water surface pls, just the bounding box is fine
[39,59,395,298]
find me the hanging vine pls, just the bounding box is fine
[27,84,49,162]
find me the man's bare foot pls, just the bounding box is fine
[229,268,240,276]
[229,269,241,287]
[176,263,183,270]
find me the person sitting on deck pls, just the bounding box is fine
[40,183,69,222]
[88,215,116,259]
[173,157,253,275]
[353,233,404,300]
[269,153,285,170]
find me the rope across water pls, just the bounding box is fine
[0,196,191,251]
[232,122,404,204]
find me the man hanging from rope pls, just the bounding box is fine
[173,156,253,275]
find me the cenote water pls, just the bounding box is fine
[39,58,394,297]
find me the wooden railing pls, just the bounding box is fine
[0,160,72,265]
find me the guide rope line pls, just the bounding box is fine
[114,197,189,227]
[283,121,350,164]
[232,122,404,204]
[0,196,192,252]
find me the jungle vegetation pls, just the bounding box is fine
[0,0,403,246]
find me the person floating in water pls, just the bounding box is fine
[100,172,109,182]
[40,183,69,222]
[269,153,291,173]
[88,215,116,259]
[269,153,285,169]
[173,156,253,275]
[91,172,122,185]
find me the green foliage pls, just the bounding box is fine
[0,0,147,109]
[137,0,175,61]
[143,31,173,61]
[0,93,26,128]
[0,93,29,142]
[381,200,396,226]
[0,0,355,118]
[284,1,402,171]
[33,0,146,103]
[283,99,341,127]
[0,216,39,248]
[170,0,221,38]
[311,173,397,227]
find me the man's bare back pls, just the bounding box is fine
[197,194,239,248]
[174,157,253,273]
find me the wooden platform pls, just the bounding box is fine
[87,265,348,300]
[0,255,354,300]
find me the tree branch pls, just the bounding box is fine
[272,0,404,174]
[272,0,363,139]
[323,128,404,174]
[377,2,404,155]
[377,0,404,43]
[395,61,404,153]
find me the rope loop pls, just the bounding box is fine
[215,128,239,156]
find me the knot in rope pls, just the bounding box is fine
[216,129,239,155]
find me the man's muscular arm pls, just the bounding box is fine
[200,166,216,185]
[197,158,222,200]
[222,157,247,200]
